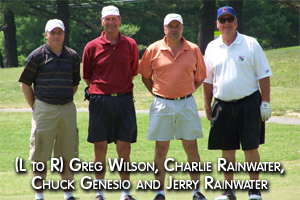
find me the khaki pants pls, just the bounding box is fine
[29,99,78,161]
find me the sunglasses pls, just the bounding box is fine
[218,16,235,24]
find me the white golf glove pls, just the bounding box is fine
[260,101,271,121]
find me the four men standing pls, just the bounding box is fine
[19,5,271,200]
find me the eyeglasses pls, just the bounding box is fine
[218,16,235,24]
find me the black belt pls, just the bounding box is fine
[216,90,259,104]
[94,91,132,97]
[155,94,192,100]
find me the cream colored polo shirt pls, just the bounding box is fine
[204,32,272,101]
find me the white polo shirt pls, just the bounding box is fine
[204,32,272,101]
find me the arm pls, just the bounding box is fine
[73,85,78,94]
[142,76,153,95]
[20,83,35,109]
[259,77,270,102]
[195,79,204,90]
[84,79,90,86]
[203,82,213,120]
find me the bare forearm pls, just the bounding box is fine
[203,82,213,108]
[73,85,78,94]
[259,77,271,102]
[195,79,204,90]
[142,76,153,95]
[20,83,35,109]
[84,79,90,86]
[203,82,213,120]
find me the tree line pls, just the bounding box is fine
[0,0,299,68]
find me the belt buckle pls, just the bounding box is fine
[174,97,180,100]
[111,93,118,97]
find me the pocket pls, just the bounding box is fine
[185,97,198,113]
[152,97,168,114]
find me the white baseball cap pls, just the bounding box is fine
[164,13,183,26]
[45,19,65,33]
[102,5,120,18]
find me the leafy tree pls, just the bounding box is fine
[243,0,299,49]
[1,0,299,68]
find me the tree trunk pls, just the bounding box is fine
[229,0,243,33]
[56,0,70,46]
[3,8,18,68]
[197,0,216,54]
[0,50,3,68]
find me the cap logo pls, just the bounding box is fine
[222,7,228,12]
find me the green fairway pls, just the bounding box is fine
[0,112,299,199]
[0,46,299,199]
[0,46,299,117]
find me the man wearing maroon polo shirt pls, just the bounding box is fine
[82,5,139,200]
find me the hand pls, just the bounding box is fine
[260,101,271,121]
[84,86,90,101]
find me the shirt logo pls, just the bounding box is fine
[238,56,245,62]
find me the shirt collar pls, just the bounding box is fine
[44,43,66,56]
[99,31,125,45]
[217,31,242,47]
[161,36,191,51]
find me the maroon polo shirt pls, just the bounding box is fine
[82,32,139,94]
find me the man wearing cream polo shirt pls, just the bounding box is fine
[203,6,272,200]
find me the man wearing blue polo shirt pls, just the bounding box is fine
[203,6,272,200]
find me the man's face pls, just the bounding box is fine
[164,20,183,40]
[217,14,237,35]
[101,15,122,34]
[45,27,65,48]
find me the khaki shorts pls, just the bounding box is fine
[29,99,78,161]
[147,96,203,141]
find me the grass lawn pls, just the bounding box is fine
[0,112,299,199]
[0,46,299,199]
[0,46,299,117]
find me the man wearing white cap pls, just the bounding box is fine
[203,6,272,200]
[82,5,139,200]
[139,13,207,200]
[19,19,80,200]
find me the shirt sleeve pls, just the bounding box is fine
[253,41,272,80]
[73,53,81,86]
[203,44,214,84]
[18,52,39,86]
[82,44,93,80]
[194,47,207,82]
[138,48,153,79]
[131,40,139,76]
